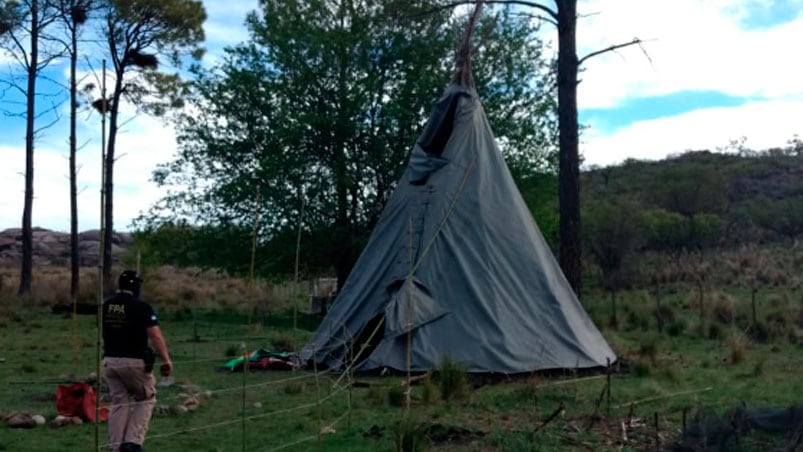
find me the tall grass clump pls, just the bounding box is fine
[513,375,541,403]
[667,318,686,337]
[726,333,748,364]
[365,385,385,406]
[269,332,296,352]
[711,292,736,324]
[437,356,468,402]
[632,360,652,377]
[420,376,436,405]
[394,417,426,452]
[638,334,659,365]
[388,385,406,407]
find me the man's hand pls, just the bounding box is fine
[160,361,172,377]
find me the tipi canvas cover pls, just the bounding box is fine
[301,84,616,373]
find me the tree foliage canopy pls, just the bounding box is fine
[141,0,557,281]
[97,0,205,114]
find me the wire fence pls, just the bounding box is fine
[6,324,795,451]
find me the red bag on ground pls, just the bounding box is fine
[56,382,109,422]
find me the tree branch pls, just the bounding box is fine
[578,37,651,67]
[510,11,557,27]
[421,0,558,23]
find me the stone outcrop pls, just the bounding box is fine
[0,228,132,268]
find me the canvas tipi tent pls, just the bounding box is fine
[299,79,616,374]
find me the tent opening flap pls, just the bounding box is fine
[350,314,385,366]
[384,279,449,338]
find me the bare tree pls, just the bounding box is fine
[0,0,65,295]
[53,0,91,300]
[94,0,205,287]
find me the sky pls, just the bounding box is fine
[0,0,801,233]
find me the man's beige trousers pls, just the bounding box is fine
[103,357,156,451]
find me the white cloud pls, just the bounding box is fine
[0,113,177,232]
[567,0,803,164]
[582,98,803,167]
[201,0,259,65]
[575,0,803,108]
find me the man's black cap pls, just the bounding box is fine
[118,270,143,292]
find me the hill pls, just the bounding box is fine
[0,228,132,268]
[580,150,803,248]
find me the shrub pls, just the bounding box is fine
[707,323,723,340]
[625,310,649,332]
[752,356,767,376]
[662,367,679,383]
[394,417,426,452]
[270,332,296,352]
[667,319,686,337]
[726,333,748,364]
[746,322,769,343]
[437,356,468,402]
[388,385,406,407]
[365,386,385,406]
[283,382,303,395]
[711,293,735,324]
[632,360,651,377]
[179,287,198,302]
[765,312,790,341]
[224,345,238,357]
[513,376,540,403]
[420,377,436,406]
[638,335,659,364]
[654,305,676,325]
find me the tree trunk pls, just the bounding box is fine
[556,0,582,298]
[19,0,39,296]
[103,75,124,292]
[610,289,617,328]
[69,9,79,299]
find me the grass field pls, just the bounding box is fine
[1,281,801,451]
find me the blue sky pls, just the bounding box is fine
[1,0,802,232]
[580,90,760,133]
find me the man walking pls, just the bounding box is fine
[102,270,172,452]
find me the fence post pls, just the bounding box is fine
[682,407,688,441]
[241,341,248,452]
[606,357,612,415]
[653,411,660,451]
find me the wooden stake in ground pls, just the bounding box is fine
[95,59,108,452]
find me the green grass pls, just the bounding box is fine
[0,290,801,451]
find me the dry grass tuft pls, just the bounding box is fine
[711,292,736,324]
[0,265,281,313]
[726,333,749,364]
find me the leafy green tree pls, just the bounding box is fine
[647,164,727,250]
[0,0,64,295]
[743,196,803,243]
[583,199,641,325]
[93,0,205,287]
[650,165,727,218]
[641,209,688,254]
[517,172,558,249]
[0,1,23,34]
[144,1,556,286]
